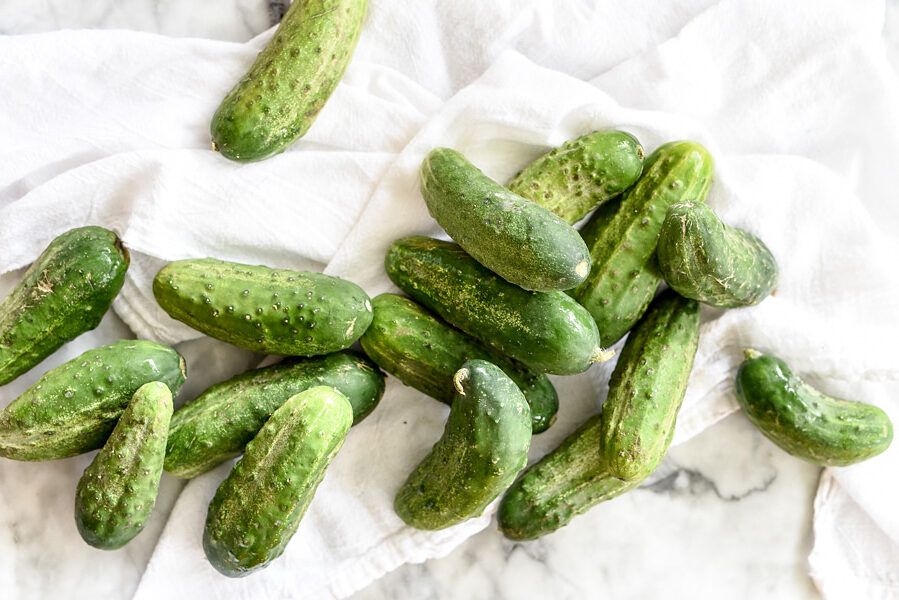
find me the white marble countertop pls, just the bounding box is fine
[3,1,898,598]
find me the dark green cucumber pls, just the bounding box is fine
[204,386,352,577]
[359,293,558,433]
[421,148,591,292]
[498,414,638,541]
[385,237,611,375]
[0,340,186,461]
[394,360,531,530]
[657,202,778,308]
[164,350,383,478]
[75,381,173,550]
[153,258,372,356]
[601,290,700,481]
[508,130,645,225]
[572,141,713,345]
[210,0,367,161]
[0,226,129,386]
[735,349,892,466]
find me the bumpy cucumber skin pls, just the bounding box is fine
[203,386,352,577]
[164,351,384,479]
[75,381,173,550]
[359,294,558,433]
[735,350,892,466]
[210,0,367,162]
[153,258,372,356]
[0,226,129,386]
[421,148,591,292]
[508,130,645,225]
[0,340,186,461]
[385,237,607,376]
[498,414,638,541]
[601,290,700,482]
[572,141,713,345]
[657,202,778,308]
[394,360,531,530]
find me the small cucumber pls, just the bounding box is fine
[657,202,778,308]
[359,294,558,433]
[385,237,611,375]
[153,258,372,356]
[735,349,892,466]
[210,0,368,161]
[164,350,384,479]
[421,148,591,292]
[74,381,173,550]
[507,130,645,225]
[0,340,186,461]
[203,386,352,577]
[0,226,129,386]
[601,290,700,482]
[394,360,531,530]
[572,141,713,345]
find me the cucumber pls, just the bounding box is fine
[601,290,700,482]
[498,414,638,541]
[735,349,892,466]
[359,293,557,433]
[657,202,778,308]
[421,148,591,292]
[203,386,352,577]
[572,141,713,345]
[74,381,173,550]
[0,340,186,461]
[394,360,531,530]
[210,0,368,161]
[385,237,611,375]
[0,226,129,386]
[164,350,384,479]
[153,258,372,356]
[507,130,645,225]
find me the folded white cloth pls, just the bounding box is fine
[1,0,898,598]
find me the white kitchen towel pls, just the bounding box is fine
[1,0,898,598]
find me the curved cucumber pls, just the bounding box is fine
[508,130,645,224]
[153,258,372,356]
[359,294,557,433]
[385,237,610,375]
[164,350,384,479]
[0,226,129,386]
[203,386,352,576]
[0,340,186,461]
[210,0,368,161]
[421,147,591,292]
[735,349,892,466]
[75,381,173,550]
[394,360,531,530]
[657,202,778,308]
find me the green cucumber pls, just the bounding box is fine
[210,0,368,161]
[385,237,610,375]
[508,130,645,224]
[421,148,591,292]
[601,290,700,481]
[164,350,384,479]
[0,340,186,461]
[153,258,372,356]
[74,381,173,550]
[394,360,531,530]
[359,293,558,433]
[203,386,352,577]
[735,349,892,466]
[0,226,129,386]
[657,202,778,308]
[572,141,713,345]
